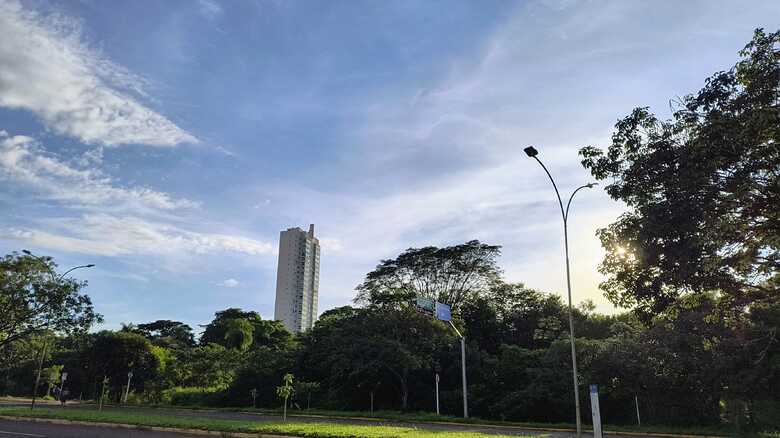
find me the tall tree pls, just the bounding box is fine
[200,308,292,350]
[579,29,780,320]
[0,252,101,351]
[135,320,195,349]
[84,331,161,398]
[355,240,502,312]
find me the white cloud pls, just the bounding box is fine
[0,132,198,210]
[218,278,240,288]
[4,214,274,257]
[0,1,197,146]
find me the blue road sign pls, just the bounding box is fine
[435,301,452,321]
[415,297,435,315]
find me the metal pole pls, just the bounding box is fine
[448,321,468,418]
[563,217,582,436]
[435,373,440,415]
[30,337,48,410]
[124,371,133,404]
[460,336,468,418]
[528,155,594,438]
[635,395,641,426]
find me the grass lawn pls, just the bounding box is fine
[112,404,739,437]
[0,407,536,438]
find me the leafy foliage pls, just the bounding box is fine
[579,29,780,320]
[0,252,101,351]
[355,240,501,312]
[135,320,195,349]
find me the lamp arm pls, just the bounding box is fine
[532,157,566,224]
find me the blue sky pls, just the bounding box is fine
[1,0,778,332]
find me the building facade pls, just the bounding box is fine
[274,224,320,332]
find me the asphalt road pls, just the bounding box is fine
[0,419,205,438]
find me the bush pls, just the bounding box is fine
[166,387,227,407]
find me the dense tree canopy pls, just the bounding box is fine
[85,331,161,397]
[579,29,779,320]
[200,308,293,351]
[355,240,501,312]
[135,320,195,349]
[0,252,101,352]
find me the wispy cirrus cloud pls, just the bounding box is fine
[0,0,197,146]
[0,131,198,211]
[0,131,273,261]
[5,214,273,258]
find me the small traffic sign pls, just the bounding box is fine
[435,302,451,321]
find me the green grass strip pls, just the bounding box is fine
[0,407,536,438]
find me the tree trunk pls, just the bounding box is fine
[283,397,287,422]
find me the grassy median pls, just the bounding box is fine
[0,407,536,438]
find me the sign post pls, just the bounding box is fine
[590,384,603,438]
[434,373,440,415]
[124,371,133,404]
[414,299,467,418]
[635,394,641,426]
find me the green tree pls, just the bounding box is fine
[224,318,254,351]
[302,306,449,410]
[0,252,101,351]
[84,331,161,398]
[135,320,195,349]
[200,308,293,350]
[176,343,242,389]
[41,364,63,397]
[276,373,295,421]
[355,240,501,312]
[200,308,261,346]
[227,345,296,407]
[578,29,780,320]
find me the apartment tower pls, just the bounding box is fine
[274,224,320,332]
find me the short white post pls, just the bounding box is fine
[590,384,603,438]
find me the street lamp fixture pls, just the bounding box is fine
[524,146,595,438]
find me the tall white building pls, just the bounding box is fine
[274,224,320,332]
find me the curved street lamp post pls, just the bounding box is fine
[523,146,595,438]
[23,250,94,410]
